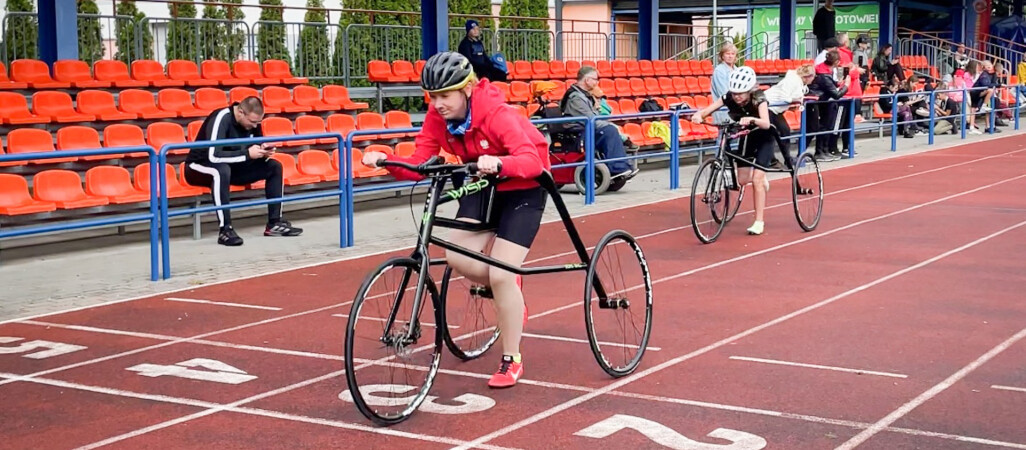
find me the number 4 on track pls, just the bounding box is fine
[575,414,767,450]
[126,358,257,385]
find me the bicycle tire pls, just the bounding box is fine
[792,152,824,231]
[343,257,442,426]
[584,230,653,377]
[690,158,730,244]
[440,265,501,361]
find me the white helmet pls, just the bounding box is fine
[727,66,757,93]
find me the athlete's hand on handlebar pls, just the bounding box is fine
[474,155,502,175]
[362,151,388,168]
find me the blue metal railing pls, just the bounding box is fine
[5,87,1025,282]
[157,133,348,280]
[0,146,160,281]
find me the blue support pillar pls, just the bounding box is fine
[37,0,78,67]
[951,0,966,44]
[421,0,448,60]
[780,0,795,59]
[879,0,896,48]
[638,0,658,60]
[1015,0,1024,19]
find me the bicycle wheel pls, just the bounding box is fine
[440,265,500,361]
[792,152,824,231]
[584,230,653,377]
[690,158,730,244]
[343,257,442,426]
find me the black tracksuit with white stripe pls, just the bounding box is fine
[184,104,284,229]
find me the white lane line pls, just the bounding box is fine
[837,327,1026,449]
[521,332,661,351]
[451,217,1026,450]
[728,356,908,379]
[991,385,1026,394]
[165,298,282,311]
[0,373,513,450]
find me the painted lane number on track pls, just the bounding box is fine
[0,337,87,359]
[126,358,257,385]
[339,384,495,414]
[575,414,767,450]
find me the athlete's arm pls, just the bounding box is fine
[493,111,546,179]
[371,110,446,181]
[739,102,771,130]
[692,97,724,123]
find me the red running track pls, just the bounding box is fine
[2,137,1026,449]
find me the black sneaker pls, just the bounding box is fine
[218,227,243,246]
[265,220,303,236]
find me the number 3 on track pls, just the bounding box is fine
[575,414,767,449]
[0,336,87,359]
[338,384,495,414]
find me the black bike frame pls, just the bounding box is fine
[715,125,796,176]
[385,167,609,340]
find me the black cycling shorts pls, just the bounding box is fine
[455,185,547,248]
[736,129,777,169]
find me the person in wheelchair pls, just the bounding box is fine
[560,66,640,180]
[691,66,790,236]
[363,52,548,389]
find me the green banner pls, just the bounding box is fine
[750,4,879,59]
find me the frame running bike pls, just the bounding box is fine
[690,121,824,243]
[343,156,653,426]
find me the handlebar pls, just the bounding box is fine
[376,155,501,177]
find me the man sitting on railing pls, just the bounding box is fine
[560,66,638,180]
[184,96,303,247]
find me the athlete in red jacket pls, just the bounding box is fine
[363,52,550,388]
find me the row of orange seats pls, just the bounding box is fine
[898,55,930,70]
[507,59,716,80]
[495,76,715,103]
[0,144,465,215]
[0,59,305,91]
[0,85,367,125]
[0,111,422,166]
[744,59,816,74]
[367,58,719,84]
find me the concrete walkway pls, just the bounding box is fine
[1,127,1021,322]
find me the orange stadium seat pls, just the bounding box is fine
[393,141,416,157]
[194,87,230,113]
[85,166,150,204]
[229,86,260,104]
[295,115,334,145]
[297,150,339,182]
[56,125,118,161]
[368,60,404,83]
[146,122,188,154]
[262,117,315,147]
[233,60,277,84]
[200,60,249,86]
[92,60,148,87]
[263,59,307,84]
[262,86,312,114]
[104,124,149,158]
[326,113,356,140]
[53,59,110,88]
[0,61,29,89]
[32,91,95,122]
[133,163,204,198]
[392,60,418,83]
[10,59,71,89]
[158,88,208,118]
[0,92,47,124]
[33,169,110,209]
[270,153,321,185]
[167,59,219,86]
[130,59,184,87]
[76,90,139,121]
[0,174,57,215]
[293,85,335,111]
[384,111,416,138]
[7,128,76,164]
[119,89,176,119]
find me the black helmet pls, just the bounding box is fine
[421,51,475,93]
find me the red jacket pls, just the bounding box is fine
[385,80,551,191]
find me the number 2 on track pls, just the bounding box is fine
[575,414,767,449]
